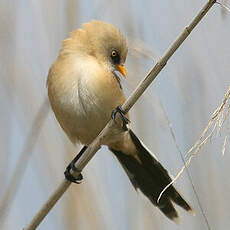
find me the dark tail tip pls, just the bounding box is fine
[156,198,181,224]
[157,191,194,223]
[170,190,194,215]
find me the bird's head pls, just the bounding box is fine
[62,20,128,78]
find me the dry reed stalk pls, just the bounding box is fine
[158,86,230,203]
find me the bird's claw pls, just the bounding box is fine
[64,146,87,184]
[64,163,83,184]
[112,106,129,129]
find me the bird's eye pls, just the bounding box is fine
[111,50,117,57]
[111,50,120,64]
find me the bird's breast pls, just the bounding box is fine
[48,56,126,145]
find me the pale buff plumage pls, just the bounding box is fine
[47,20,193,222]
[47,20,128,145]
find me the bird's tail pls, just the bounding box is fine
[109,129,193,223]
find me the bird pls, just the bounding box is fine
[47,20,194,223]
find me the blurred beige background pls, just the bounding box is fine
[0,0,230,229]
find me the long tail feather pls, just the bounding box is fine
[109,129,193,222]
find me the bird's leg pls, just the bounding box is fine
[64,146,87,184]
[111,105,130,130]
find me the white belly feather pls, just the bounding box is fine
[48,55,126,145]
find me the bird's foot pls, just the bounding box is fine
[64,164,83,184]
[111,106,129,129]
[64,146,87,184]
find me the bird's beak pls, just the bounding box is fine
[116,64,127,78]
